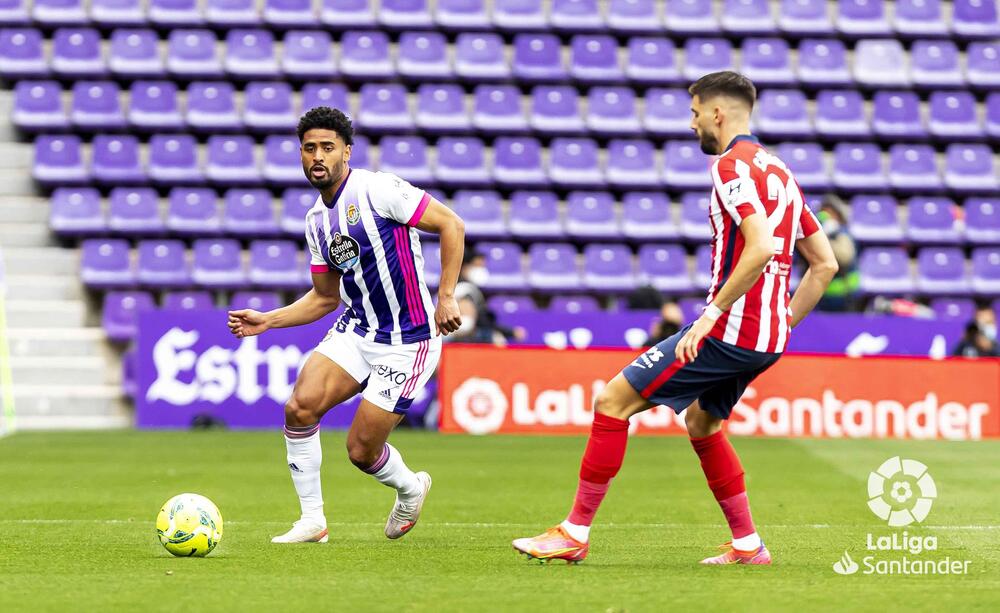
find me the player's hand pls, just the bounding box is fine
[675,314,714,364]
[435,295,462,336]
[227,309,270,338]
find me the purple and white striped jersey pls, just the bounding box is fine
[305,168,436,346]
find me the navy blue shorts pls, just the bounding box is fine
[622,324,781,420]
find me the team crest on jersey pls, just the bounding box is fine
[346,203,361,225]
[329,232,361,271]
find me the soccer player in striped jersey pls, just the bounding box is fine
[228,107,464,543]
[513,72,840,565]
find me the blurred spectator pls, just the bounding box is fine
[626,285,665,310]
[952,322,998,358]
[816,195,859,311]
[646,301,684,345]
[974,304,997,343]
[446,247,521,345]
[870,297,935,319]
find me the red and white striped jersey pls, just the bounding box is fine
[705,135,821,353]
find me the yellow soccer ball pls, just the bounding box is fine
[156,493,223,557]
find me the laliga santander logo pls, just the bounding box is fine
[867,456,937,527]
[451,378,508,435]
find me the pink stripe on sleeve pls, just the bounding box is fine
[311,264,330,273]
[406,192,431,227]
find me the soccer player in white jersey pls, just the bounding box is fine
[227,107,465,543]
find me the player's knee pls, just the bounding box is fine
[284,394,319,427]
[685,406,722,438]
[345,436,379,469]
[594,387,628,420]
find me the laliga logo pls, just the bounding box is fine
[451,378,508,435]
[867,456,937,527]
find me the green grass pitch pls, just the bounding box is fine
[1,431,997,612]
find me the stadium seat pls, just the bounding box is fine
[205,0,262,27]
[529,243,581,292]
[50,188,105,236]
[52,28,106,79]
[888,144,942,193]
[0,28,47,79]
[965,198,1000,244]
[398,31,450,80]
[952,0,1000,39]
[777,143,830,192]
[109,30,165,79]
[550,294,602,314]
[778,0,833,36]
[434,0,490,31]
[472,85,527,133]
[512,33,566,82]
[435,137,490,187]
[301,82,349,114]
[971,248,1000,295]
[549,138,602,188]
[722,0,777,35]
[167,29,222,79]
[680,192,713,241]
[192,239,246,288]
[665,0,717,35]
[206,135,261,185]
[797,39,851,87]
[741,38,795,86]
[162,291,215,310]
[224,30,279,80]
[944,144,998,193]
[643,88,691,137]
[223,188,279,236]
[530,86,584,134]
[340,31,393,79]
[149,0,204,27]
[380,0,433,29]
[683,38,734,81]
[607,0,659,34]
[566,191,618,240]
[69,81,125,134]
[637,244,693,293]
[570,34,623,83]
[916,247,970,295]
[167,188,222,236]
[264,0,316,28]
[982,93,1000,139]
[129,81,183,132]
[102,291,156,343]
[625,37,680,84]
[379,136,433,185]
[493,137,547,188]
[13,81,67,131]
[930,297,976,321]
[622,192,679,242]
[488,294,536,315]
[859,247,915,295]
[907,197,961,244]
[280,188,315,236]
[451,190,505,239]
[493,0,547,32]
[928,91,982,140]
[910,40,964,88]
[349,135,371,169]
[756,89,812,140]
[89,0,145,27]
[34,0,89,28]
[550,0,603,32]
[606,139,659,189]
[321,0,376,28]
[249,240,302,289]
[663,141,712,191]
[693,244,714,290]
[421,241,442,288]
[966,42,1000,89]
[872,91,925,140]
[263,135,306,186]
[584,244,636,293]
[814,89,870,139]
[230,291,283,311]
[893,0,947,37]
[108,188,164,235]
[455,33,509,80]
[837,0,892,37]
[476,241,526,291]
[283,30,336,79]
[587,87,641,136]
[854,39,910,87]
[509,191,562,239]
[849,195,904,244]
[244,82,296,133]
[357,84,412,133]
[832,142,886,192]
[34,134,88,187]
[93,135,145,185]
[81,239,135,289]
[415,84,469,134]
[137,239,191,288]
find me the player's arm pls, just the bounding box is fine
[228,271,342,337]
[414,198,465,336]
[789,230,838,329]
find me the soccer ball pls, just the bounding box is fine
[156,493,224,557]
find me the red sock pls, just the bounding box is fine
[567,412,630,526]
[689,430,756,540]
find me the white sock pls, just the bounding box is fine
[732,532,762,551]
[284,425,325,524]
[560,520,590,543]
[364,443,421,500]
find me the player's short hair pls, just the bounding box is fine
[688,71,757,110]
[296,106,354,146]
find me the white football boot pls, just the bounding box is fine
[384,472,432,539]
[270,518,329,543]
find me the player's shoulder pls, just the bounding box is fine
[304,193,326,218]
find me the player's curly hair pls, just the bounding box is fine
[296,106,354,146]
[688,71,757,111]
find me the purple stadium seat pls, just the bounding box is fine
[397,31,450,80]
[301,82,349,114]
[92,135,145,185]
[888,145,941,193]
[665,0,717,35]
[13,81,67,131]
[493,0,546,31]
[584,244,635,293]
[231,291,283,311]
[244,82,295,133]
[683,38,734,81]
[472,85,527,133]
[379,136,432,185]
[931,297,976,320]
[149,134,203,185]
[280,188,315,235]
[680,192,712,241]
[528,243,581,291]
[50,188,104,236]
[34,135,88,187]
[205,0,262,27]
[206,135,261,185]
[849,195,903,244]
[663,141,712,190]
[625,37,680,84]
[549,295,601,314]
[966,42,1000,89]
[693,244,714,290]
[340,31,393,79]
[944,144,998,193]
[550,138,602,188]
[149,0,203,27]
[263,0,315,28]
[52,28,106,79]
[928,91,981,140]
[416,84,470,134]
[854,39,910,87]
[607,0,659,34]
[966,198,1000,244]
[109,30,164,79]
[282,30,335,79]
[907,197,960,243]
[741,38,795,86]
[643,88,690,137]
[262,135,304,186]
[350,135,371,169]
[872,91,925,140]
[777,142,830,192]
[489,294,536,314]
[622,192,679,242]
[606,139,658,188]
[435,137,490,187]
[585,87,639,136]
[357,84,412,133]
[512,33,566,82]
[859,247,914,295]
[321,0,375,28]
[421,241,441,288]
[249,240,300,289]
[477,241,526,291]
[722,0,777,34]
[972,249,1000,295]
[638,244,693,293]
[225,29,279,79]
[71,81,125,131]
[837,0,891,37]
[90,0,145,27]
[379,0,433,29]
[186,81,241,132]
[570,34,623,83]
[223,189,278,236]
[192,239,246,288]
[952,0,1000,39]
[435,0,489,30]
[755,90,812,140]
[108,188,163,235]
[910,40,963,87]
[493,137,547,187]
[797,39,851,86]
[33,0,86,26]
[679,297,707,322]
[509,191,562,239]
[128,82,183,132]
[451,190,505,239]
[832,143,886,192]
[893,0,947,37]
[167,29,222,79]
[163,291,215,310]
[455,33,509,80]
[566,191,619,239]
[81,239,135,289]
[917,247,969,295]
[814,89,869,138]
[137,239,190,288]
[779,0,834,35]
[0,29,47,79]
[103,292,155,343]
[167,188,221,236]
[530,86,583,134]
[550,0,603,32]
[984,93,1000,138]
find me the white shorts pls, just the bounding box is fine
[313,329,442,414]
